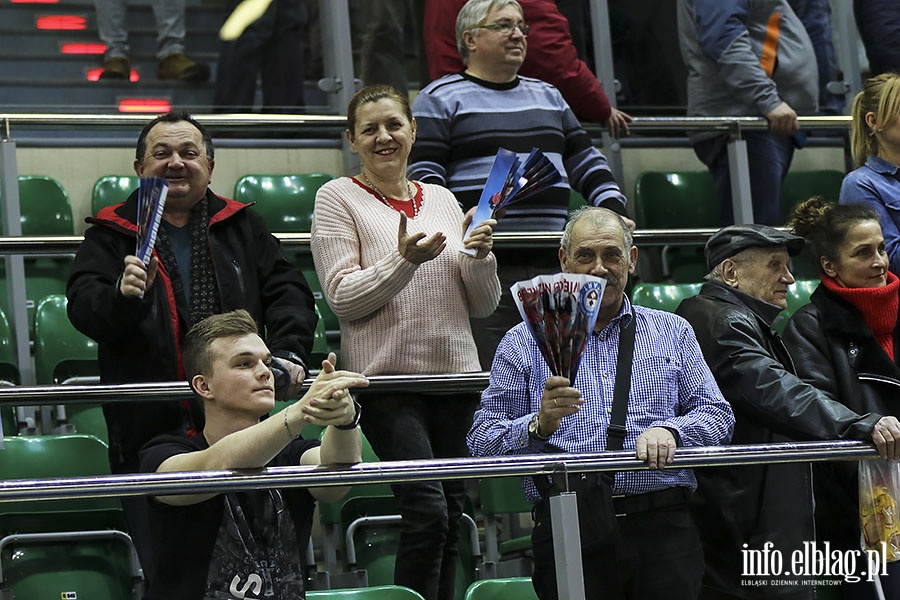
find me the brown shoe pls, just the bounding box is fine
[157,53,210,83]
[99,56,131,80]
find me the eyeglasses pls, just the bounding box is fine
[477,19,530,36]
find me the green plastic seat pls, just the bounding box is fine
[464,577,539,600]
[0,435,125,531]
[630,282,703,313]
[0,307,19,436]
[0,176,75,338]
[33,295,101,439]
[0,435,139,598]
[634,171,719,230]
[479,477,534,577]
[233,174,339,353]
[3,176,74,236]
[233,173,334,233]
[318,431,477,599]
[308,585,425,599]
[0,306,19,386]
[780,169,844,225]
[318,430,396,574]
[91,175,139,215]
[33,295,98,385]
[634,171,719,282]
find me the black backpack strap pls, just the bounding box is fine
[606,311,635,452]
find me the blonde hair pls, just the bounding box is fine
[850,72,900,168]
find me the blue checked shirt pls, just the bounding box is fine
[468,296,734,502]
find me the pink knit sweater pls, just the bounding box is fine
[311,177,501,375]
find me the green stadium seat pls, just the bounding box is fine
[233,174,338,352]
[7,176,74,236]
[0,176,75,338]
[33,295,98,385]
[0,435,141,599]
[233,173,334,233]
[318,430,478,598]
[634,171,719,282]
[91,175,139,215]
[464,577,539,600]
[478,477,533,578]
[0,306,18,436]
[630,282,703,313]
[33,294,102,439]
[308,585,425,599]
[0,306,19,386]
[780,169,845,225]
[634,171,719,230]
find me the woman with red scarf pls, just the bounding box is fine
[783,197,900,599]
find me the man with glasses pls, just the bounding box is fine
[408,0,630,370]
[423,0,632,134]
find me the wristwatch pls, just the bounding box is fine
[528,414,551,441]
[335,400,362,430]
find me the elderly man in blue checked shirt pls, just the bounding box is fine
[468,206,735,600]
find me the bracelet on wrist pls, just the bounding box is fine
[283,406,300,440]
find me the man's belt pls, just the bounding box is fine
[612,486,690,517]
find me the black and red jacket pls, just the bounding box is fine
[67,189,317,472]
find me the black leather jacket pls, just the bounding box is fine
[677,281,878,596]
[67,189,317,472]
[783,283,896,549]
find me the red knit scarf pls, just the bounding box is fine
[820,272,900,360]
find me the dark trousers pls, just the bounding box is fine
[359,391,478,600]
[531,502,704,600]
[121,492,153,598]
[213,0,306,111]
[692,132,796,226]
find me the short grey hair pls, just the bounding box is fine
[561,206,633,255]
[456,0,523,65]
[704,247,762,283]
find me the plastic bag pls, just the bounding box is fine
[858,458,900,562]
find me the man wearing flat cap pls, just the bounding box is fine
[676,224,895,599]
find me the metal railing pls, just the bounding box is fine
[0,437,880,600]
[0,439,876,502]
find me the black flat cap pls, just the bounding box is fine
[705,224,805,271]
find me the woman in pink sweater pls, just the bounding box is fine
[311,84,501,600]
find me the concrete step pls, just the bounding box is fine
[0,79,333,113]
[0,30,223,57]
[2,3,224,31]
[0,79,215,111]
[0,53,219,81]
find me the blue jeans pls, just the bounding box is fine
[94,0,185,59]
[693,132,796,226]
[359,391,477,600]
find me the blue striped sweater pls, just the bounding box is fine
[408,72,627,232]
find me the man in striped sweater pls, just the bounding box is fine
[408,0,630,369]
